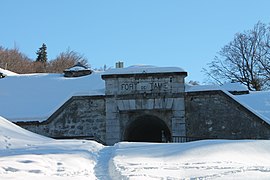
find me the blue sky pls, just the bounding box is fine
[1,0,270,82]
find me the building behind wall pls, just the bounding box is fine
[16,65,270,145]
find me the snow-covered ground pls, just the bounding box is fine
[1,116,270,179]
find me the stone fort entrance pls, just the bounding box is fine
[102,66,187,145]
[124,114,171,142]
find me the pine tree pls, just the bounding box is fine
[36,43,47,63]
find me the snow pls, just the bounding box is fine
[65,66,89,71]
[235,91,270,124]
[221,82,248,92]
[0,65,185,122]
[0,116,103,179]
[2,66,270,179]
[186,83,270,124]
[1,66,270,127]
[0,72,105,122]
[186,82,248,92]
[0,67,18,76]
[186,84,221,92]
[103,65,186,75]
[110,141,270,179]
[1,116,270,179]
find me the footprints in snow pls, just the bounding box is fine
[1,160,65,175]
[56,162,66,173]
[3,135,11,149]
[2,159,42,174]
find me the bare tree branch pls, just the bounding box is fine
[204,21,270,91]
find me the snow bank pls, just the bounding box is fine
[0,116,51,149]
[0,67,18,76]
[0,72,105,122]
[110,141,270,179]
[0,116,103,179]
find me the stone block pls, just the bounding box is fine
[173,98,185,110]
[129,100,136,110]
[145,99,154,110]
[107,125,120,133]
[172,117,185,124]
[172,110,185,118]
[172,130,186,137]
[135,99,142,109]
[154,98,162,109]
[106,100,118,112]
[106,119,119,126]
[106,111,118,119]
[172,123,186,135]
[165,98,173,109]
[117,100,124,111]
[173,76,185,84]
[171,86,185,93]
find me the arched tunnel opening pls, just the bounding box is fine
[124,115,171,143]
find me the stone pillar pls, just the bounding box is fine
[105,97,120,145]
[171,98,186,141]
[170,75,186,142]
[103,77,121,145]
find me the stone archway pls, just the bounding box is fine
[124,115,171,142]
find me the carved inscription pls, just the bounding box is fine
[119,78,172,94]
[121,83,135,91]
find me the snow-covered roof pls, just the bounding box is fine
[221,82,249,92]
[64,62,90,72]
[0,72,105,122]
[185,84,221,92]
[186,82,248,93]
[186,83,270,124]
[234,91,270,124]
[103,65,186,75]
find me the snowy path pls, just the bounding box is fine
[94,146,114,180]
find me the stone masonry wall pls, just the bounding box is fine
[185,91,270,140]
[18,96,106,143]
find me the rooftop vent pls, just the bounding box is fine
[115,61,124,68]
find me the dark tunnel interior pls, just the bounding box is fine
[124,115,171,143]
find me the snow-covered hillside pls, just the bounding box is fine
[1,116,270,179]
[0,116,103,179]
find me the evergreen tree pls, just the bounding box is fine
[36,43,47,63]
